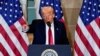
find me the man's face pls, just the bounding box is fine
[41,6,55,23]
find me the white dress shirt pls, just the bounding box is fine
[46,22,55,45]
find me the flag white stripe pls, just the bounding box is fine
[0,52,4,56]
[0,15,26,55]
[0,34,15,56]
[74,50,78,56]
[78,17,100,55]
[22,16,29,45]
[14,21,28,56]
[75,31,90,56]
[90,20,100,39]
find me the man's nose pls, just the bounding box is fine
[44,14,49,18]
[45,16,49,19]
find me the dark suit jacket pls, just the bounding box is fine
[27,19,69,45]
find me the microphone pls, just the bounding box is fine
[22,24,29,32]
[47,22,51,27]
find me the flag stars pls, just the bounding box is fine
[56,4,58,7]
[10,3,13,6]
[20,5,22,8]
[4,14,7,16]
[0,1,23,25]
[80,1,99,25]
[10,9,13,12]
[0,2,3,4]
[46,2,49,5]
[5,3,8,5]
[87,13,90,15]
[0,7,2,10]
[82,11,85,14]
[41,1,44,4]
[93,9,95,11]
[88,7,91,10]
[86,18,89,21]
[9,20,12,23]
[5,8,7,11]
[55,10,58,12]
[98,10,100,13]
[89,2,92,4]
[94,3,96,6]
[15,10,18,12]
[92,14,95,17]
[84,0,87,3]
[20,11,22,13]
[15,4,18,7]
[51,3,53,6]
[61,11,62,13]
[99,16,100,18]
[83,6,86,8]
[55,16,57,18]
[99,4,100,7]
[15,15,17,18]
[9,15,12,17]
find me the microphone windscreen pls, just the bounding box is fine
[47,22,51,27]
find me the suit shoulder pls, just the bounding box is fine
[31,19,43,25]
[54,20,64,26]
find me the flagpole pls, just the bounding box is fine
[20,0,28,21]
[35,0,42,19]
[61,0,74,56]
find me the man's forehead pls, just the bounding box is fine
[41,6,54,12]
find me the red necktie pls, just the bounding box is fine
[48,27,53,45]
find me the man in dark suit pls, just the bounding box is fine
[27,6,69,45]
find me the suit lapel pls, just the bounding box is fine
[54,20,59,44]
[40,20,46,44]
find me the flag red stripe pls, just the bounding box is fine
[19,18,28,52]
[95,17,100,28]
[74,41,84,56]
[10,22,28,53]
[19,18,26,25]
[0,25,21,56]
[0,43,9,56]
[76,25,96,56]
[86,25,100,48]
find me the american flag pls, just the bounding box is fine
[39,0,63,21]
[0,0,29,56]
[74,0,100,56]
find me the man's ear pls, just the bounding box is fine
[53,14,55,18]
